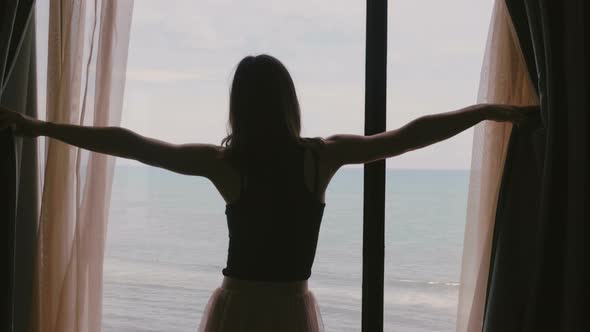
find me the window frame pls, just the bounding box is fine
[362,0,387,331]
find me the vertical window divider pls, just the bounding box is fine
[362,0,387,331]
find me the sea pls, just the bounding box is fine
[103,165,469,332]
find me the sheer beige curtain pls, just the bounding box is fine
[32,1,133,331]
[455,1,537,331]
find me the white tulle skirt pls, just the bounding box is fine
[198,276,325,332]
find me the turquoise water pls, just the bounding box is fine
[103,166,469,331]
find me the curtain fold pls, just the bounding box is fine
[0,2,38,331]
[455,1,538,331]
[31,1,134,332]
[483,1,586,331]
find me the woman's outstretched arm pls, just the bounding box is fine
[0,106,222,177]
[322,103,538,167]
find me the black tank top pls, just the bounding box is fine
[222,143,326,282]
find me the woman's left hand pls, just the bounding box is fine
[486,104,540,126]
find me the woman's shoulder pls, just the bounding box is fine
[299,136,327,150]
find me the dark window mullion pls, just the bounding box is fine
[362,0,387,331]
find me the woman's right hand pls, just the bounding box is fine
[0,106,43,137]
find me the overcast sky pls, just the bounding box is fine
[37,0,494,169]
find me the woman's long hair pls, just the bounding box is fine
[221,55,322,167]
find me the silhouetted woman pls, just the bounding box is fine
[0,54,536,332]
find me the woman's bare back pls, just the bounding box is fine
[211,142,339,206]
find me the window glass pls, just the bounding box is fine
[101,1,365,330]
[385,1,493,330]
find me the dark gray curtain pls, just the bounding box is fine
[484,1,586,331]
[0,1,38,332]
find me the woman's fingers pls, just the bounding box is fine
[511,105,539,127]
[0,108,23,133]
[0,120,14,131]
